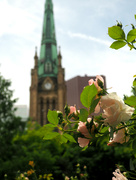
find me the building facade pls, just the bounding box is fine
[66,75,106,109]
[29,0,66,125]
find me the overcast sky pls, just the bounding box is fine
[0,0,136,108]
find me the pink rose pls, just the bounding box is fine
[100,92,134,127]
[77,119,98,147]
[88,75,104,90]
[68,106,77,119]
[77,121,90,138]
[108,128,129,146]
[78,137,90,148]
[88,75,104,114]
[69,106,76,115]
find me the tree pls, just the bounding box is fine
[0,74,25,179]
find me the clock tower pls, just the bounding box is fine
[29,0,66,125]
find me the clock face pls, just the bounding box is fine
[44,82,52,90]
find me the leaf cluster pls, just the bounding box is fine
[42,80,109,147]
[108,15,136,50]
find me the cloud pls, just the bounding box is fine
[67,31,111,46]
[0,0,40,38]
[57,28,111,47]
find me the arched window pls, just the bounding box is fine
[46,99,50,123]
[52,99,56,110]
[40,98,44,126]
[46,99,49,111]
[45,62,52,72]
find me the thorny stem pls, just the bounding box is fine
[125,39,136,50]
[115,123,136,132]
[64,129,78,132]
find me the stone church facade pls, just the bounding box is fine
[29,0,66,125]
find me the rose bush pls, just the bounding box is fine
[44,72,136,179]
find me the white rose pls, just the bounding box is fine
[100,92,135,127]
[112,169,128,180]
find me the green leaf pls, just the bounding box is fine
[63,133,76,143]
[124,96,136,107]
[133,78,136,86]
[44,124,57,128]
[135,14,136,20]
[47,110,59,125]
[81,146,88,151]
[80,84,98,108]
[79,109,88,122]
[58,135,68,144]
[110,40,126,50]
[43,132,60,140]
[132,138,136,155]
[127,29,136,42]
[100,126,109,134]
[90,97,101,114]
[130,158,135,170]
[109,127,114,140]
[108,26,125,40]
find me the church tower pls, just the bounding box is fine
[29,0,66,125]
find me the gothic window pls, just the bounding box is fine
[46,99,49,111]
[52,99,56,110]
[46,99,50,123]
[40,98,44,126]
[45,62,52,73]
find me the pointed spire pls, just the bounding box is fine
[34,46,38,58]
[45,0,53,11]
[38,0,58,78]
[58,46,62,58]
[34,46,38,68]
[58,46,62,67]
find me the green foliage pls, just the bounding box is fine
[124,96,136,107]
[108,15,136,50]
[79,109,88,122]
[108,26,125,40]
[133,78,136,86]
[80,84,97,109]
[43,132,60,140]
[127,29,136,42]
[0,74,26,179]
[89,97,100,114]
[0,119,133,180]
[63,133,76,143]
[47,110,59,125]
[110,40,127,50]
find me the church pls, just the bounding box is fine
[29,0,66,125]
[29,0,106,125]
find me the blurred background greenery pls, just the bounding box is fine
[0,74,132,180]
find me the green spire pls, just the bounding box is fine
[38,0,58,78]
